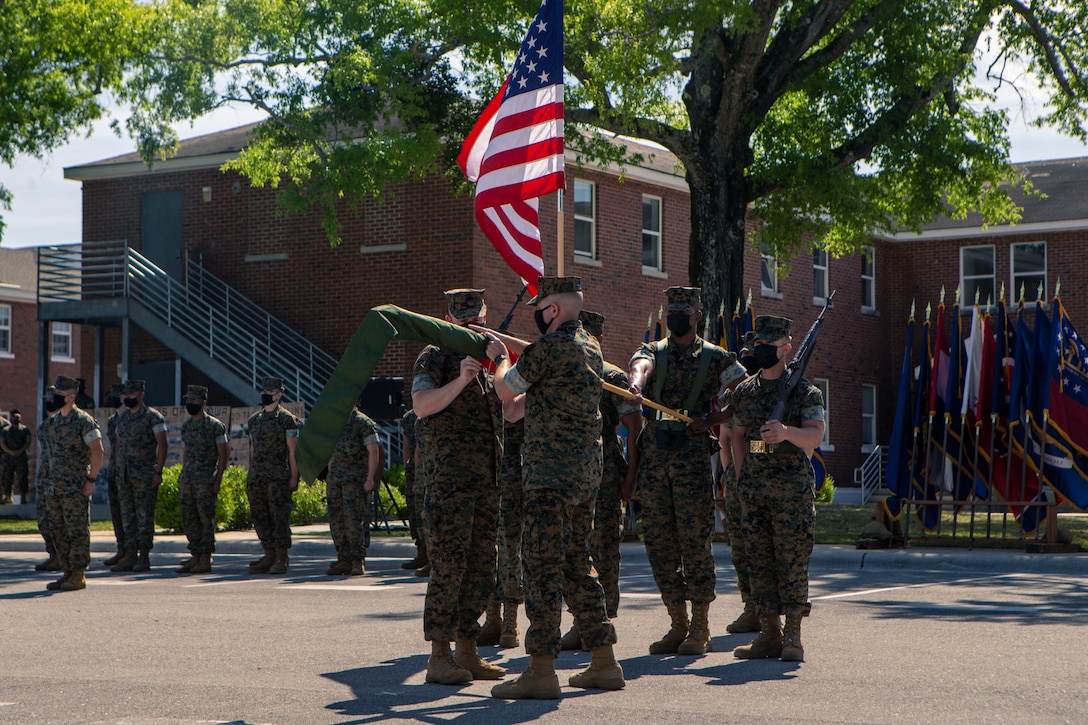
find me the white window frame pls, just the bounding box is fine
[813,247,829,304]
[861,246,876,312]
[1010,241,1047,304]
[761,245,780,297]
[51,321,74,363]
[861,383,877,453]
[813,378,833,450]
[641,194,663,273]
[0,304,12,357]
[960,245,995,309]
[573,179,596,260]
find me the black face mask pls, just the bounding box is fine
[753,344,781,370]
[11,416,20,425]
[123,396,139,408]
[260,393,275,406]
[666,313,693,337]
[44,398,62,413]
[534,307,553,335]
[52,393,68,409]
[185,402,203,416]
[740,355,761,376]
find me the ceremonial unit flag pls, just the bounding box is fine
[883,313,914,519]
[1041,302,1088,510]
[458,0,565,295]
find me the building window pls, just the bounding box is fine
[861,383,877,452]
[813,248,829,302]
[51,321,73,361]
[0,304,11,356]
[1011,242,1046,303]
[642,195,662,271]
[861,246,875,310]
[814,378,831,448]
[961,245,994,307]
[573,179,596,259]
[761,244,779,295]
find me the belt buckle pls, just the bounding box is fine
[749,440,766,454]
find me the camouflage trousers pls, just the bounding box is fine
[422,481,498,642]
[738,456,815,617]
[589,440,626,618]
[638,443,717,606]
[1,454,29,497]
[107,468,123,549]
[722,467,751,602]
[327,475,371,561]
[36,480,56,557]
[493,442,524,605]
[117,464,159,551]
[179,469,218,555]
[247,473,294,550]
[44,488,91,572]
[403,469,422,547]
[523,487,616,657]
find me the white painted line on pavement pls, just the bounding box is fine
[184,578,269,588]
[812,573,1017,601]
[621,592,666,599]
[89,579,147,586]
[281,584,400,591]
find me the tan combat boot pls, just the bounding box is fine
[499,603,520,648]
[726,601,761,633]
[559,621,583,651]
[268,549,289,574]
[400,546,428,570]
[415,562,431,577]
[35,555,61,572]
[648,602,689,654]
[454,639,506,680]
[190,553,212,574]
[131,549,151,572]
[326,559,351,576]
[568,644,626,690]
[678,601,712,655]
[733,614,784,659]
[425,640,473,685]
[59,570,87,591]
[490,654,561,699]
[46,572,71,590]
[103,550,124,567]
[477,602,502,646]
[249,547,273,571]
[350,559,364,576]
[110,548,138,572]
[175,555,197,574]
[781,614,805,661]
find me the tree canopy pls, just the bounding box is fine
[13,1,1088,317]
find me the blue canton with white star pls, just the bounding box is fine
[505,0,564,99]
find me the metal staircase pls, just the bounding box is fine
[37,241,337,410]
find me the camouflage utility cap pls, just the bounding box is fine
[579,310,605,338]
[108,383,124,397]
[665,286,701,312]
[445,288,486,319]
[122,379,146,393]
[185,385,209,400]
[259,376,285,391]
[527,276,581,306]
[55,375,80,391]
[752,315,792,341]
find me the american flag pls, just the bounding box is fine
[457,0,565,295]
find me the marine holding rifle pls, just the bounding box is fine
[626,286,744,656]
[729,315,826,662]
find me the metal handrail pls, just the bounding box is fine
[36,242,336,410]
[860,444,886,504]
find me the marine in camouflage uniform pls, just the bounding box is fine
[177,385,229,574]
[628,286,742,656]
[1,410,33,503]
[102,385,127,567]
[38,375,104,591]
[112,379,168,572]
[487,277,623,699]
[730,315,825,663]
[398,408,428,571]
[33,386,62,572]
[325,405,384,576]
[247,376,301,575]
[413,289,504,685]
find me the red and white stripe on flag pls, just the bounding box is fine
[457,0,565,295]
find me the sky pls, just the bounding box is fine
[1,78,1086,250]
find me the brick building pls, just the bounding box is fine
[54,124,1088,490]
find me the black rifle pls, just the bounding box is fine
[497,285,528,333]
[770,290,836,421]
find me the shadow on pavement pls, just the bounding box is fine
[620,633,801,686]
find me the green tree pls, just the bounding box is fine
[124,1,1088,315]
[0,0,148,238]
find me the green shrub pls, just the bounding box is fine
[218,466,250,530]
[154,465,183,532]
[291,478,327,525]
[378,464,407,519]
[815,473,836,504]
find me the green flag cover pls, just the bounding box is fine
[296,304,488,482]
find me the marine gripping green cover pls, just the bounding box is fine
[296,304,489,482]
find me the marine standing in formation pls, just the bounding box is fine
[324,399,385,576]
[486,276,624,699]
[33,386,62,572]
[1,409,32,505]
[112,379,168,573]
[247,376,302,575]
[398,408,428,573]
[38,375,103,592]
[101,385,127,567]
[626,286,743,656]
[176,385,230,574]
[412,289,505,686]
[730,315,825,662]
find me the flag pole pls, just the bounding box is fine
[556,189,564,276]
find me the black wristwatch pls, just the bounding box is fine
[494,354,507,365]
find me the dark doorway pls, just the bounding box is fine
[131,360,178,407]
[141,191,183,280]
